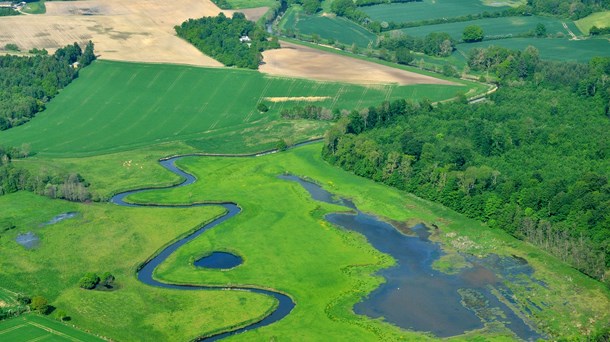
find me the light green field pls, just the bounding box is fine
[281,7,377,47]
[362,0,517,23]
[457,37,610,62]
[397,16,581,40]
[0,60,467,157]
[0,315,104,342]
[575,10,610,34]
[224,0,275,9]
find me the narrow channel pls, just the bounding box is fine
[110,156,295,341]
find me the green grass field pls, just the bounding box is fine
[20,1,45,14]
[575,10,610,34]
[457,37,610,62]
[397,16,581,40]
[362,0,517,24]
[281,7,377,48]
[224,0,276,9]
[0,315,104,342]
[0,60,467,157]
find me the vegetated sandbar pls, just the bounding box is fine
[260,41,458,86]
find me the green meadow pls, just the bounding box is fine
[457,37,610,62]
[397,16,581,40]
[0,314,104,342]
[361,0,517,24]
[281,6,377,47]
[3,144,609,340]
[0,60,467,157]
[575,10,610,34]
[0,191,277,341]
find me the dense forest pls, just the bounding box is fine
[0,41,95,130]
[175,12,280,69]
[322,51,610,283]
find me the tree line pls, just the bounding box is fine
[0,145,92,202]
[0,41,95,130]
[321,52,610,284]
[175,12,280,69]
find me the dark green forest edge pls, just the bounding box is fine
[0,43,96,202]
[322,50,610,283]
[0,42,95,130]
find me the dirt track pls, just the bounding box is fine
[260,42,456,85]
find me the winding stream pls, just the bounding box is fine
[111,146,540,340]
[110,156,295,341]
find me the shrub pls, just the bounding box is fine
[78,272,100,290]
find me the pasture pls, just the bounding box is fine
[281,7,377,48]
[397,16,581,40]
[0,315,104,342]
[457,37,610,62]
[0,60,467,157]
[575,10,610,34]
[361,0,519,24]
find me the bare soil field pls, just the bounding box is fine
[260,41,456,85]
[0,0,264,66]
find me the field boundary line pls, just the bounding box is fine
[0,323,27,334]
[28,321,82,342]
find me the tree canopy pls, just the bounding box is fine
[175,13,279,69]
[462,25,484,42]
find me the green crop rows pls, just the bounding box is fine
[0,60,466,157]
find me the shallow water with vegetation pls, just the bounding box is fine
[280,174,541,339]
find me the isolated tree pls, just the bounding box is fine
[395,47,413,65]
[55,309,69,321]
[78,272,100,290]
[462,25,484,42]
[535,23,547,37]
[30,296,49,314]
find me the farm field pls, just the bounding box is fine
[281,7,377,48]
[397,16,581,40]
[457,37,610,62]
[0,314,105,342]
[0,0,227,66]
[575,10,610,34]
[0,60,468,157]
[361,0,520,24]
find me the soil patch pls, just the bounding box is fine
[264,96,331,102]
[260,41,457,86]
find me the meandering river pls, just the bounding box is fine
[111,149,541,340]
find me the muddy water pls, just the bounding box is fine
[280,175,542,340]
